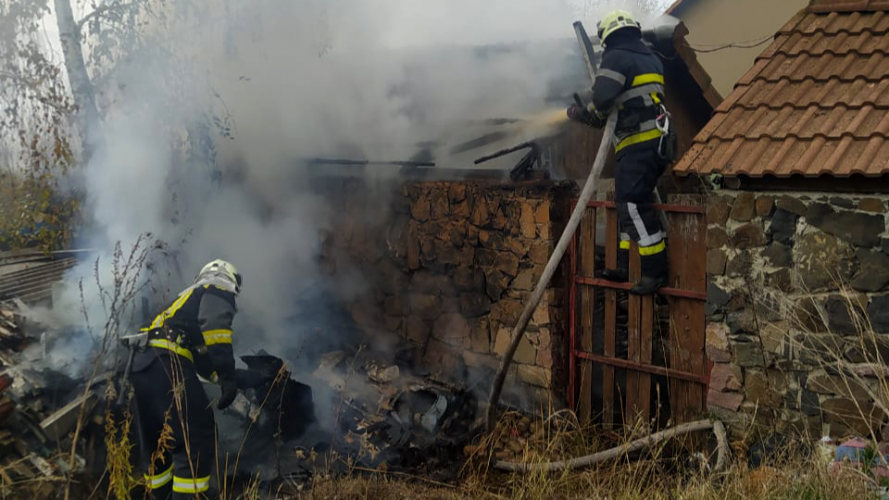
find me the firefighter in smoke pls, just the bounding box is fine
[567,10,674,295]
[130,259,242,499]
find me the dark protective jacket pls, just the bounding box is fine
[591,31,666,158]
[132,283,237,384]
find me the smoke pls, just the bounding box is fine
[44,0,665,398]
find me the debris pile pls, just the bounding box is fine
[218,346,480,487]
[0,303,99,487]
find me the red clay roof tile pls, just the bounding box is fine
[674,1,889,178]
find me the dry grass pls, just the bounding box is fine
[291,456,869,500]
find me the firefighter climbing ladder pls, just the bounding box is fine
[566,196,711,428]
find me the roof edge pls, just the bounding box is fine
[665,0,694,15]
[807,0,889,13]
[672,21,724,108]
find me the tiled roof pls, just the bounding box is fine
[674,1,889,178]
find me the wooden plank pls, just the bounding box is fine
[578,207,596,424]
[685,209,708,417]
[638,293,654,424]
[667,210,707,423]
[667,210,689,424]
[627,241,641,422]
[567,202,579,411]
[575,351,707,383]
[573,277,707,300]
[603,207,618,428]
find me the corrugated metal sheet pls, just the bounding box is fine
[0,251,84,305]
[674,1,889,178]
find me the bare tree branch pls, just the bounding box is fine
[76,1,138,31]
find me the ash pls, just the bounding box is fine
[214,346,480,488]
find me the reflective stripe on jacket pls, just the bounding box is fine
[140,283,237,383]
[591,32,666,156]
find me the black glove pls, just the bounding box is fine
[588,110,607,128]
[567,104,592,125]
[567,104,607,129]
[217,378,238,410]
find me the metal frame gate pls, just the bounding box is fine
[566,198,712,427]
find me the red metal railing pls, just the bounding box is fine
[565,198,712,426]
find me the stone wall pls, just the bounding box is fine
[706,190,889,437]
[315,177,576,410]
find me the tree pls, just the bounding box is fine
[0,0,216,251]
[53,0,101,154]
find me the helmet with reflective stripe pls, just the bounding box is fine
[195,259,242,294]
[597,10,642,44]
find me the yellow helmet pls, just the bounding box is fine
[597,10,642,44]
[196,259,242,294]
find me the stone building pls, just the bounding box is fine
[674,0,889,437]
[310,22,720,412]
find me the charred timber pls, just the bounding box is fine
[304,158,436,168]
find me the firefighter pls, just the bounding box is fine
[568,9,673,295]
[130,259,242,499]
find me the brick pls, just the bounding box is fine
[707,227,730,249]
[411,197,431,221]
[730,192,756,222]
[530,244,552,264]
[515,335,536,364]
[532,304,551,325]
[493,328,511,357]
[708,196,732,225]
[858,197,886,213]
[535,202,551,223]
[536,347,553,369]
[432,313,471,348]
[707,249,727,275]
[731,223,767,249]
[470,320,491,354]
[537,327,552,349]
[707,345,732,363]
[710,363,743,392]
[706,322,730,351]
[708,390,744,411]
[520,202,536,238]
[538,223,553,239]
[755,196,775,217]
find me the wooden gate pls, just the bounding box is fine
[565,198,711,427]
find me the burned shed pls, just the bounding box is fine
[673,0,889,437]
[304,21,719,426]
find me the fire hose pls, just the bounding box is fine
[485,111,617,432]
[492,419,729,473]
[481,111,730,474]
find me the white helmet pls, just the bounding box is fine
[195,259,242,294]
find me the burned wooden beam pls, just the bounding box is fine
[39,392,98,442]
[304,158,436,168]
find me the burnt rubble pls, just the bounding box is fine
[216,346,480,487]
[0,293,485,492]
[0,303,102,485]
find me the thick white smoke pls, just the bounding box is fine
[47,0,667,379]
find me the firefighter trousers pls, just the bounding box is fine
[131,351,217,499]
[614,146,669,279]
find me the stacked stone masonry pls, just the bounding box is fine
[316,177,575,411]
[706,190,889,437]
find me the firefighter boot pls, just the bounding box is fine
[601,246,630,282]
[631,249,668,296]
